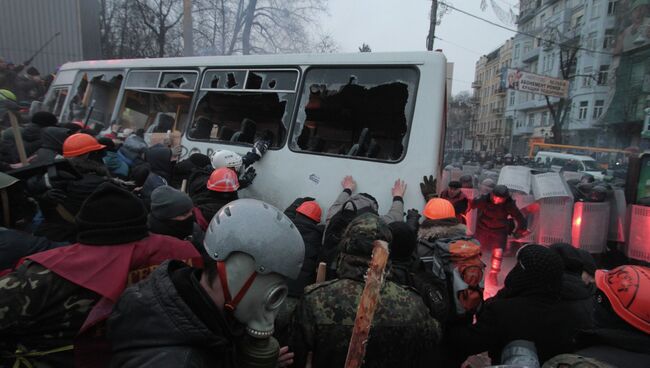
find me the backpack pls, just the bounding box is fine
[419,235,485,315]
[320,200,378,279]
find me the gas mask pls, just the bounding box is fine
[218,252,288,367]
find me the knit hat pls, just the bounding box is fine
[189,153,211,168]
[75,182,148,245]
[388,221,416,260]
[150,186,193,220]
[448,180,461,189]
[550,243,584,275]
[502,244,564,297]
[31,111,58,127]
[340,213,392,257]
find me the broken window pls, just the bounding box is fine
[290,67,418,161]
[117,70,198,146]
[187,69,298,148]
[43,87,69,117]
[64,70,124,131]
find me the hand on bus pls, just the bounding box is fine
[420,175,437,201]
[392,179,407,197]
[341,175,356,192]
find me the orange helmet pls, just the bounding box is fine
[595,265,650,334]
[63,133,106,158]
[207,167,240,192]
[296,200,322,222]
[423,198,456,220]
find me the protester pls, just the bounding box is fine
[416,198,466,247]
[0,183,200,368]
[191,167,240,227]
[449,244,570,364]
[471,184,527,284]
[116,134,147,170]
[139,145,174,208]
[479,178,496,195]
[30,126,70,165]
[98,137,128,179]
[147,185,196,242]
[170,152,211,188]
[109,198,304,367]
[440,180,468,222]
[288,213,440,367]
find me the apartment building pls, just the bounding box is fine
[470,38,514,153]
[505,0,619,155]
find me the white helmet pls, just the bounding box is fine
[211,149,243,170]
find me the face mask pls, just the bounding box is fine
[150,215,195,240]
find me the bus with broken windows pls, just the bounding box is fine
[40,51,448,215]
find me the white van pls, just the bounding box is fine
[41,52,448,218]
[534,151,605,179]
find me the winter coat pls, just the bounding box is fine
[471,194,527,233]
[0,228,68,271]
[287,253,441,368]
[103,151,129,179]
[416,218,467,258]
[31,127,69,166]
[117,135,147,169]
[324,190,404,232]
[287,213,324,297]
[572,327,650,368]
[108,261,237,368]
[0,234,199,368]
[191,190,238,223]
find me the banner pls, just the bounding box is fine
[505,69,569,98]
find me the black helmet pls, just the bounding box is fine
[493,185,510,198]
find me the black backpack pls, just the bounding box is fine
[320,200,378,280]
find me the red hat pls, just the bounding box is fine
[296,200,322,222]
[595,265,650,334]
[207,167,240,192]
[63,133,106,158]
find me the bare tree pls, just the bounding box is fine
[358,43,372,52]
[135,0,184,57]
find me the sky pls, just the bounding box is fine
[322,0,516,95]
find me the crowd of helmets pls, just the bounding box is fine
[0,104,647,368]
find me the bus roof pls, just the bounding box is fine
[58,51,446,71]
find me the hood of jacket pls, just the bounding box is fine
[145,145,173,181]
[417,220,467,241]
[40,127,70,153]
[108,260,235,355]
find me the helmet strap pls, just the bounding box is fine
[217,261,258,313]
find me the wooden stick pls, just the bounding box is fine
[8,111,28,166]
[180,179,188,194]
[344,240,389,368]
[315,262,327,283]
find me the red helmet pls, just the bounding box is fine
[423,198,456,220]
[207,167,240,192]
[296,200,322,222]
[63,133,106,158]
[595,265,650,334]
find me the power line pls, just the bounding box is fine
[438,1,614,56]
[435,36,484,56]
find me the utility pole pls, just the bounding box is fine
[183,0,193,57]
[426,0,438,51]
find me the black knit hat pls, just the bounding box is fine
[388,222,417,261]
[502,244,564,297]
[31,111,58,127]
[76,182,148,245]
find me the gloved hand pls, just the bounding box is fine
[252,139,270,158]
[238,166,257,188]
[406,209,421,232]
[170,145,182,158]
[40,188,67,206]
[420,175,437,201]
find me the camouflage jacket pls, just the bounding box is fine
[287,254,441,368]
[0,260,99,367]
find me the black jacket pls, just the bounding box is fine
[287,213,324,297]
[108,260,237,368]
[471,194,526,232]
[191,190,238,223]
[574,327,650,368]
[0,228,69,270]
[31,127,70,166]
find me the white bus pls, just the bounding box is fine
[40,52,448,218]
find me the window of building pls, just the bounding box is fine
[553,4,559,14]
[578,101,589,119]
[591,0,601,18]
[603,29,615,49]
[583,66,594,87]
[188,69,298,148]
[541,111,549,126]
[587,32,598,50]
[514,44,520,59]
[528,113,535,126]
[593,99,605,118]
[598,65,610,85]
[290,67,419,161]
[607,0,617,15]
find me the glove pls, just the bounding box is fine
[239,166,257,188]
[406,209,421,232]
[420,175,437,201]
[252,139,270,158]
[40,188,67,206]
[170,145,182,158]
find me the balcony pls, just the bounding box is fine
[496,87,507,96]
[521,47,540,63]
[471,80,482,89]
[517,7,537,25]
[561,27,582,45]
[492,107,504,116]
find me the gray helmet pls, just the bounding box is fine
[204,198,305,279]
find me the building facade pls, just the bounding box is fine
[470,38,514,153]
[506,0,619,156]
[0,0,101,76]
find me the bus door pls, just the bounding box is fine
[41,69,77,121]
[116,69,199,147]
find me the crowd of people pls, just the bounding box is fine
[0,103,647,368]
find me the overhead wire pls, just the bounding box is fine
[437,1,614,56]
